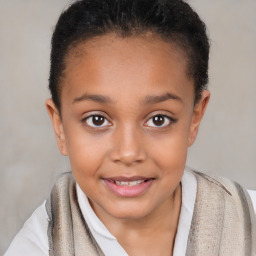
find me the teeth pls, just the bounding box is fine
[115,180,145,187]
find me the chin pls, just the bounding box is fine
[105,201,154,220]
[110,210,149,220]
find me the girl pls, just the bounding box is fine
[5,0,256,255]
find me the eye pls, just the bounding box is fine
[145,114,175,128]
[83,115,111,128]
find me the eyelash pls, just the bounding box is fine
[82,114,111,128]
[82,113,177,129]
[145,114,177,128]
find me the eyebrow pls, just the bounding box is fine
[73,93,114,104]
[143,92,182,105]
[72,92,182,105]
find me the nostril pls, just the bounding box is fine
[109,128,147,164]
[110,148,147,165]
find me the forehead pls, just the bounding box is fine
[60,33,193,107]
[65,33,189,74]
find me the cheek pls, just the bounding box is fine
[64,127,108,179]
[149,125,191,171]
[148,132,188,196]
[66,133,110,200]
[151,138,188,176]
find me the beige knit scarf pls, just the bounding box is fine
[46,171,256,256]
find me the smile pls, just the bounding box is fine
[103,177,155,197]
[114,180,145,186]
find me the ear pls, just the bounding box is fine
[45,99,68,155]
[188,90,210,146]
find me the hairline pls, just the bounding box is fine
[56,31,195,114]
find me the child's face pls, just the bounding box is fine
[47,33,209,221]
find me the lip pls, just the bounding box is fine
[102,176,155,197]
[105,176,153,182]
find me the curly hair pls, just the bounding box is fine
[49,0,209,111]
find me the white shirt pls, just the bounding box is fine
[4,170,256,256]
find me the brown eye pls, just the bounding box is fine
[145,114,175,128]
[152,115,165,126]
[92,115,105,126]
[84,115,110,127]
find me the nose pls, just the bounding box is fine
[109,125,147,166]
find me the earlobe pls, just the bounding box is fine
[45,99,68,155]
[188,90,210,146]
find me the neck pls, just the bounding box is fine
[91,183,182,256]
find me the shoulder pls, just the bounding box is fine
[186,170,256,254]
[4,201,49,256]
[247,190,256,214]
[189,170,256,219]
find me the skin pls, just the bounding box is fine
[46,33,210,256]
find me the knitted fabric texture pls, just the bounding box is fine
[46,173,104,256]
[186,171,256,256]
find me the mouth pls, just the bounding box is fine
[102,176,155,197]
[107,178,152,186]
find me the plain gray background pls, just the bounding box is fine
[1,0,256,254]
